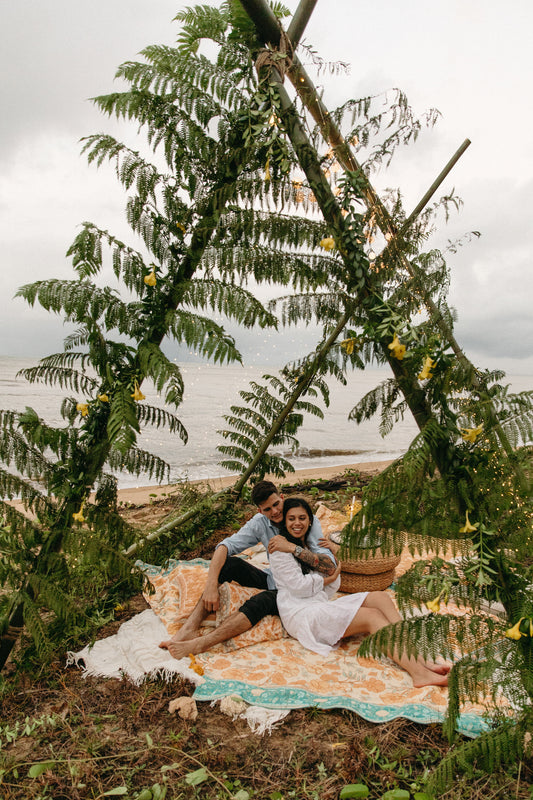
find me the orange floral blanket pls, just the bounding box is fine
[139,551,489,738]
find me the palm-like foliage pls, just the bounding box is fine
[0,0,312,668]
[210,3,533,790]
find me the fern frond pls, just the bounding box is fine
[136,343,185,409]
[165,309,242,365]
[135,403,187,442]
[183,279,278,329]
[18,364,99,395]
[106,386,140,453]
[427,717,529,795]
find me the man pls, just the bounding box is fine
[159,480,337,659]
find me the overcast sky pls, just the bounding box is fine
[1,0,532,374]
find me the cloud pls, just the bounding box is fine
[1,0,532,380]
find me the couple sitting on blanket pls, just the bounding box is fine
[160,481,448,688]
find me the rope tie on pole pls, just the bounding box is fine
[255,30,294,81]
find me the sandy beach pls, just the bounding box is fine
[115,459,394,506]
[7,459,394,517]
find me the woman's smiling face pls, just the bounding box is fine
[285,506,311,539]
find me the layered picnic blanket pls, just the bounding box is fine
[69,548,491,738]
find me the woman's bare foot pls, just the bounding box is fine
[419,658,452,675]
[410,665,449,688]
[428,663,451,675]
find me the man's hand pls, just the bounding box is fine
[268,534,295,554]
[319,537,340,555]
[202,581,221,613]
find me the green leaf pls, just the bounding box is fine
[146,732,153,748]
[233,791,250,800]
[28,761,55,778]
[150,784,167,800]
[103,788,129,796]
[184,767,209,786]
[340,784,369,799]
[135,790,153,800]
[382,791,410,800]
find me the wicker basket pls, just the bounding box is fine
[339,549,401,594]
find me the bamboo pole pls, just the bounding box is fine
[231,305,355,497]
[287,0,319,47]
[238,0,526,485]
[239,18,452,472]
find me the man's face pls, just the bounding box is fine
[257,492,284,524]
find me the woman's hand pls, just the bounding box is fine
[323,560,341,586]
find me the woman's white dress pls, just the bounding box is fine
[269,550,368,656]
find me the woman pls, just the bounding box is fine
[269,498,448,688]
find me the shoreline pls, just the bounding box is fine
[7,460,394,517]
[115,459,394,506]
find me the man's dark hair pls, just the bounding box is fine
[251,480,279,506]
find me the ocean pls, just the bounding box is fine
[1,356,532,489]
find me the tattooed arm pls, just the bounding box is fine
[268,535,338,576]
[295,547,339,576]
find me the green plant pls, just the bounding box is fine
[0,0,303,669]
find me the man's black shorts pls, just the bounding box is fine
[218,555,278,627]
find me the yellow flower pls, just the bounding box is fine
[341,338,355,355]
[418,356,436,381]
[189,653,204,676]
[144,269,157,287]
[426,597,441,614]
[505,617,526,640]
[76,402,89,417]
[264,159,271,182]
[344,499,362,518]
[461,424,484,443]
[131,384,145,402]
[387,334,406,360]
[175,223,186,234]
[319,236,335,251]
[98,394,109,403]
[72,504,86,524]
[459,510,479,534]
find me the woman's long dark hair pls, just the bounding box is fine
[281,498,314,574]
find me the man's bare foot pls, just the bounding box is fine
[160,624,201,646]
[159,637,206,660]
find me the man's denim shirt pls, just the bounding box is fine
[216,512,336,589]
